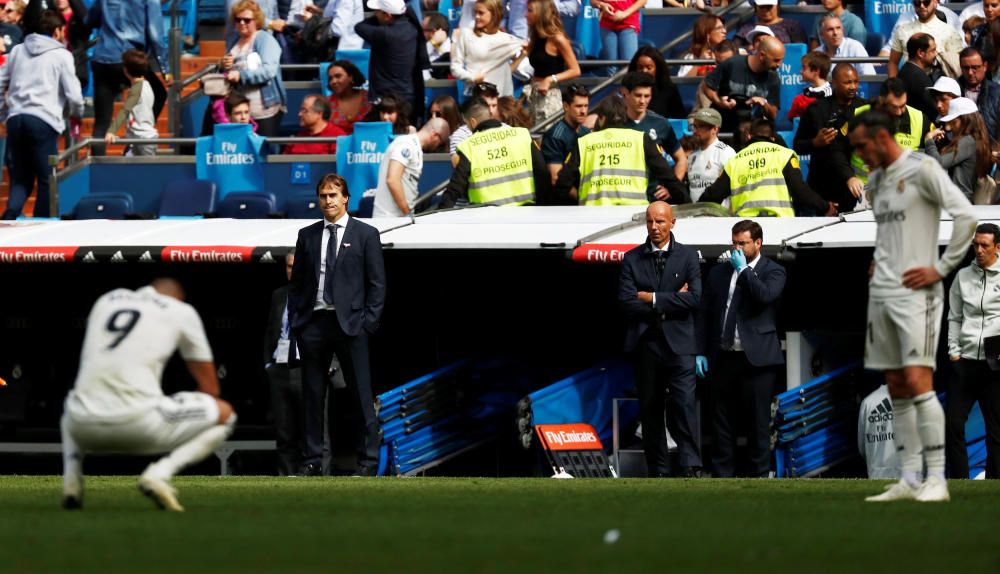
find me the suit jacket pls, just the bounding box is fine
[696,255,786,367]
[263,285,291,367]
[288,217,386,337]
[619,234,701,355]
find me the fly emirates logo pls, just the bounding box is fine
[204,141,256,165]
[544,429,598,447]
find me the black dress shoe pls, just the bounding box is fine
[682,466,704,478]
[352,465,378,477]
[298,463,322,477]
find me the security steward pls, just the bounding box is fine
[701,118,836,217]
[841,77,932,200]
[555,95,689,205]
[439,98,552,208]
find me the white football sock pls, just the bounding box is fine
[60,415,84,497]
[914,391,946,481]
[149,415,236,480]
[892,397,923,487]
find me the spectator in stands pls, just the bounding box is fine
[326,59,371,135]
[502,0,578,41]
[323,0,365,51]
[373,117,451,217]
[428,95,461,150]
[702,118,835,217]
[788,51,831,121]
[685,108,734,203]
[219,0,287,137]
[497,95,532,128]
[24,0,88,88]
[816,14,875,77]
[555,95,689,206]
[794,63,861,213]
[422,11,451,80]
[745,25,775,55]
[924,97,991,200]
[621,72,687,183]
[814,0,866,45]
[961,1,986,26]
[450,0,524,98]
[0,9,82,219]
[263,250,302,476]
[968,0,998,70]
[88,0,169,156]
[947,222,1000,480]
[964,15,986,47]
[522,0,579,126]
[285,94,346,155]
[0,3,24,58]
[440,98,551,208]
[366,92,415,134]
[628,47,686,119]
[927,75,961,121]
[590,0,645,73]
[103,49,158,157]
[898,33,939,121]
[542,83,589,185]
[224,92,256,127]
[449,83,499,163]
[958,47,1000,141]
[224,0,281,48]
[888,0,964,80]
[734,0,806,49]
[356,0,429,124]
[880,0,962,58]
[4,0,24,27]
[676,14,726,78]
[703,35,783,134]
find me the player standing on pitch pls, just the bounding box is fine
[848,111,977,502]
[60,279,236,512]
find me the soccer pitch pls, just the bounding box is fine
[1,476,997,573]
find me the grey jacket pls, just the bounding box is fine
[0,34,83,133]
[948,256,1000,360]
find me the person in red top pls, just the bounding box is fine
[284,94,346,155]
[590,0,644,72]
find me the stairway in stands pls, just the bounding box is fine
[0,40,225,217]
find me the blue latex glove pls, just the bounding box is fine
[730,248,748,272]
[695,355,709,379]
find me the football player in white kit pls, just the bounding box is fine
[61,279,236,512]
[848,111,977,502]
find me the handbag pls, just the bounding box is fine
[201,73,232,97]
[973,175,997,205]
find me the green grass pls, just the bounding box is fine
[1,476,998,573]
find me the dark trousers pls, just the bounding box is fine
[253,111,285,139]
[91,61,166,156]
[296,310,379,470]
[709,351,778,478]
[265,363,303,476]
[3,114,58,219]
[947,359,1000,479]
[633,333,701,476]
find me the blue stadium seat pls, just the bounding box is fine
[73,192,134,220]
[217,192,278,219]
[285,193,321,219]
[160,179,218,217]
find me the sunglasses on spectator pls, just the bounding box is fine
[234,17,254,24]
[564,84,589,97]
[912,0,932,6]
[473,82,498,95]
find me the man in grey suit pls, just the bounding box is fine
[696,219,786,477]
[288,173,386,477]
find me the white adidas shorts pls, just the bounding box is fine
[864,294,942,371]
[63,392,220,455]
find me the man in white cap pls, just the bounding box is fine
[355,0,429,123]
[735,0,806,49]
[685,108,734,203]
[926,75,961,123]
[816,14,874,76]
[745,25,773,54]
[958,46,1000,141]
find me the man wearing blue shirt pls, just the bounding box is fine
[621,72,687,200]
[541,83,590,187]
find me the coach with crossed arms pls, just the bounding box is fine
[289,173,386,477]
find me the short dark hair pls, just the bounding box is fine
[122,49,149,77]
[732,219,763,242]
[621,71,656,93]
[906,32,933,60]
[224,92,250,115]
[959,46,984,61]
[424,11,449,32]
[461,96,491,122]
[38,10,64,36]
[316,173,349,198]
[305,94,332,120]
[593,95,628,129]
[880,77,907,98]
[976,223,1000,243]
[561,83,589,104]
[848,109,897,138]
[472,82,499,99]
[749,118,775,140]
[714,40,736,55]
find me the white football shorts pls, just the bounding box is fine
[864,294,942,371]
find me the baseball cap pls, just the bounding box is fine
[746,25,775,44]
[926,76,961,97]
[754,0,778,6]
[939,97,979,123]
[689,108,722,128]
[370,0,406,15]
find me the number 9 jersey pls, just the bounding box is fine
[65,287,214,422]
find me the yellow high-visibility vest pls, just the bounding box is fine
[849,104,924,183]
[458,126,535,206]
[577,128,649,206]
[723,141,797,217]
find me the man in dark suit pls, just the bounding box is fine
[288,173,386,477]
[619,201,703,477]
[696,219,786,478]
[263,250,303,476]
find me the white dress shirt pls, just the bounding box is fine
[325,0,365,50]
[722,251,761,351]
[314,213,350,310]
[649,240,670,308]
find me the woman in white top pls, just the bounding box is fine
[450,0,525,97]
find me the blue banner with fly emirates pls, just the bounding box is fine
[195,123,267,197]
